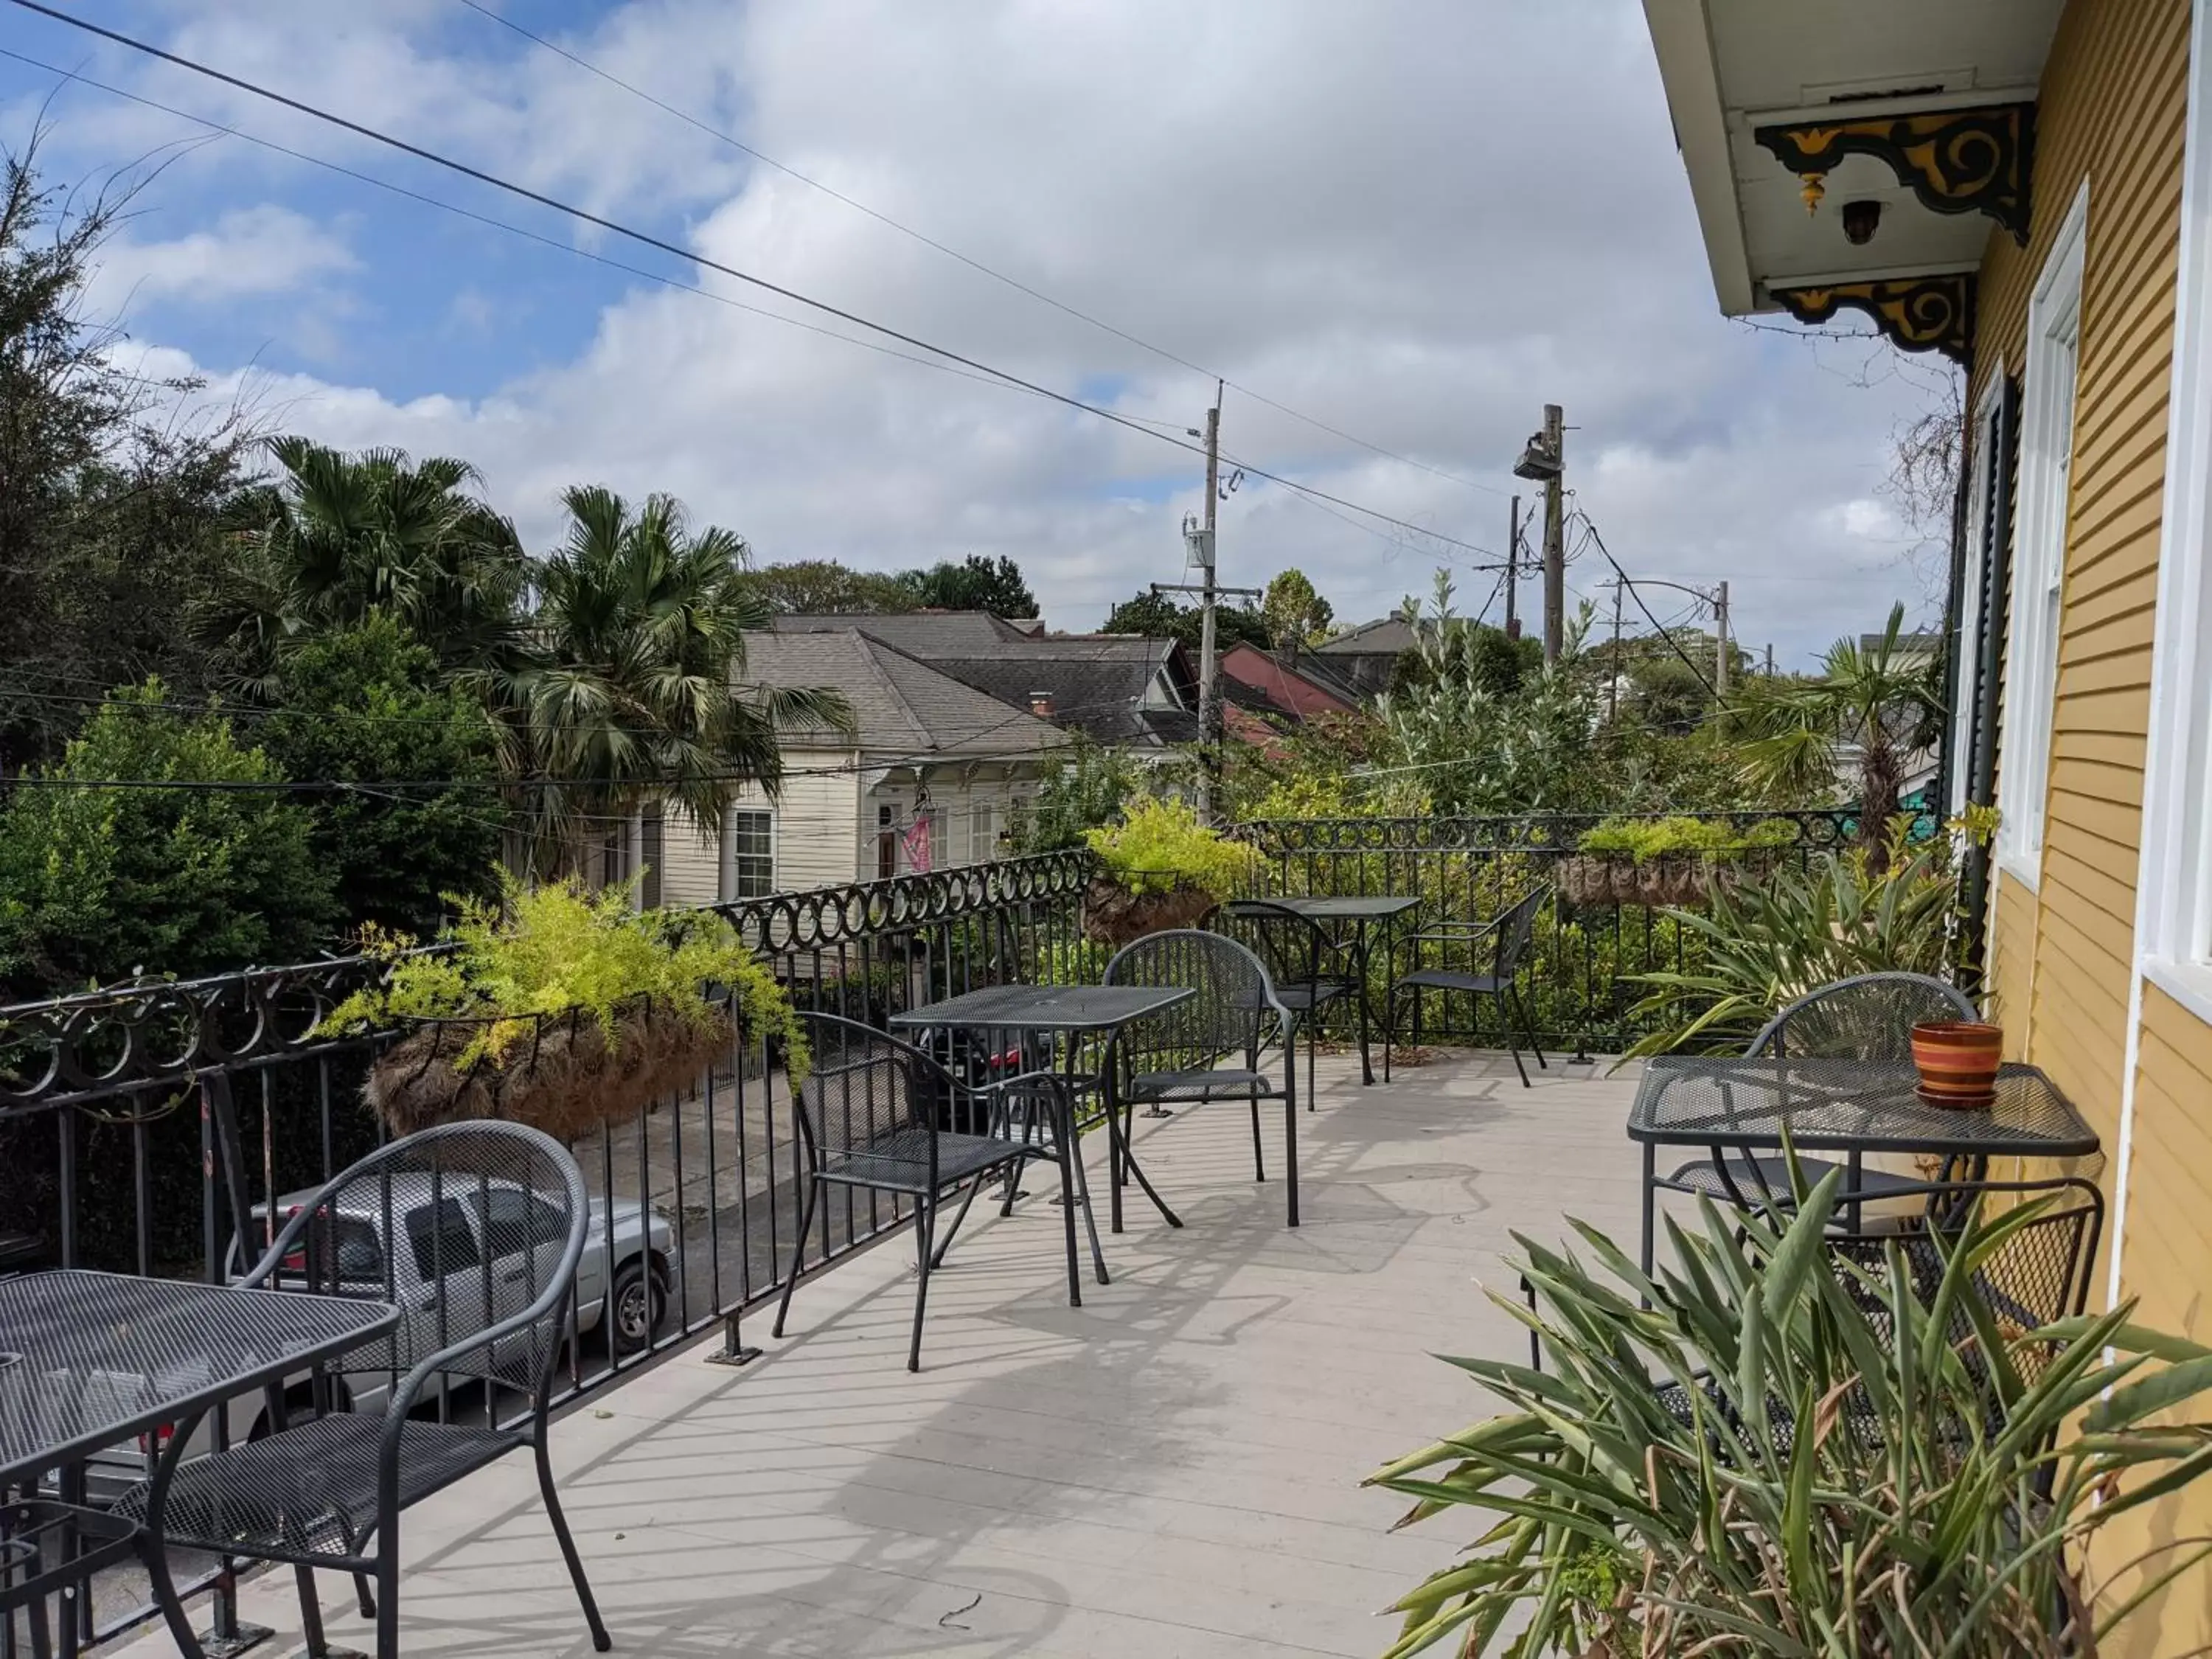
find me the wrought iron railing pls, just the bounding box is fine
[0,848,1093,1646]
[0,815,1871,1643]
[1237,811,1858,1055]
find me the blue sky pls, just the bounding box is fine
[0,1,1952,659]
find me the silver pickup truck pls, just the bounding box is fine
[82,1178,671,1499]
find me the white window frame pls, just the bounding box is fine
[2142,1,2212,1026]
[1951,363,2009,818]
[722,807,776,900]
[1996,181,2090,886]
[967,799,998,866]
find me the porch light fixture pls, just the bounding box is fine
[1842,199,1882,246]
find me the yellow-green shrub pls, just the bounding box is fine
[1084,798,1259,898]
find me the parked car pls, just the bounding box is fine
[82,1177,671,1500]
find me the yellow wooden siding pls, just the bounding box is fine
[1964,0,2183,1130]
[1958,0,2212,1644]
[2099,988,2212,1650]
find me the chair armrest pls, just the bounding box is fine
[383,1271,574,1448]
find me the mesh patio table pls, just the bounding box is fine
[1239,896,1420,1086]
[891,984,1196,1251]
[0,1270,397,1658]
[1627,1056,2099,1273]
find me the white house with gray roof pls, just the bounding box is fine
[650,629,1066,905]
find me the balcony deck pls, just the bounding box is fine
[111,1051,1646,1659]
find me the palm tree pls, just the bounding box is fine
[209,438,529,692]
[1728,602,1944,863]
[491,485,847,877]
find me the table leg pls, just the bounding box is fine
[1061,1048,1109,1286]
[1848,1150,1865,1236]
[138,1408,211,1659]
[1354,922,1375,1088]
[1101,1039,1183,1231]
[1640,1142,1657,1278]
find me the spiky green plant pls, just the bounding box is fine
[1618,829,1955,1059]
[1369,1172,2212,1658]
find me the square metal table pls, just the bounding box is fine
[1234,895,1420,1085]
[0,1270,398,1658]
[891,984,1197,1252]
[1627,1056,2099,1272]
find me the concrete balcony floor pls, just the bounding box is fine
[111,1050,1646,1659]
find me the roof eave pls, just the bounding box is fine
[1644,0,1759,315]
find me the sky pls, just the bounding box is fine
[0,0,1960,669]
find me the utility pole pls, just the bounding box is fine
[1764,642,1775,678]
[1504,495,1521,641]
[1513,404,1565,666]
[1713,579,1731,699]
[1541,406,1565,666]
[1196,387,1222,814]
[1606,578,1624,723]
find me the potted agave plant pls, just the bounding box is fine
[1080,797,1259,946]
[1370,1170,2212,1657]
[319,874,803,1141]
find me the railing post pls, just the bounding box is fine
[704,1307,762,1367]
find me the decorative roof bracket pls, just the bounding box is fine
[1768,275,1976,366]
[1753,102,2034,244]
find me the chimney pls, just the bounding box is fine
[1029,691,1054,719]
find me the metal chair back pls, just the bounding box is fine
[1749,971,1978,1062]
[1826,1176,2102,1368]
[1208,900,1343,1003]
[241,1119,588,1399]
[1489,886,1547,981]
[791,1011,969,1183]
[1103,928,1284,1071]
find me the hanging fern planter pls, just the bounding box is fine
[366,995,739,1140]
[1079,799,1259,945]
[1555,817,1798,908]
[321,874,803,1143]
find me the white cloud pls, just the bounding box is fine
[86,204,355,313]
[28,0,1958,669]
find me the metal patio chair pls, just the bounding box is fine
[1653,970,1981,1220]
[772,1012,1079,1372]
[1384,886,1550,1086]
[115,1120,610,1659]
[1205,900,1357,1113]
[1646,1175,2104,1464]
[1102,930,1301,1225]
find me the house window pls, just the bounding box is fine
[967,801,997,865]
[725,809,774,899]
[1997,183,2088,886]
[639,804,664,910]
[1950,368,2010,818]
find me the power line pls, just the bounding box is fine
[0,48,1033,402]
[10,3,1506,560]
[1571,514,1720,699]
[453,0,1513,501]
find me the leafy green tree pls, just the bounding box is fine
[0,682,333,996]
[212,438,528,692]
[260,616,501,939]
[902,553,1037,618]
[1011,737,1150,852]
[0,139,248,769]
[1370,572,1604,815]
[1727,601,1942,857]
[1101,590,1269,652]
[1260,568,1334,653]
[740,558,919,614]
[492,487,849,874]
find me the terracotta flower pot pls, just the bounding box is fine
[1910,1020,2004,1107]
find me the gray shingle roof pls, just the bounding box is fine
[738,630,1064,759]
[772,613,1194,746]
